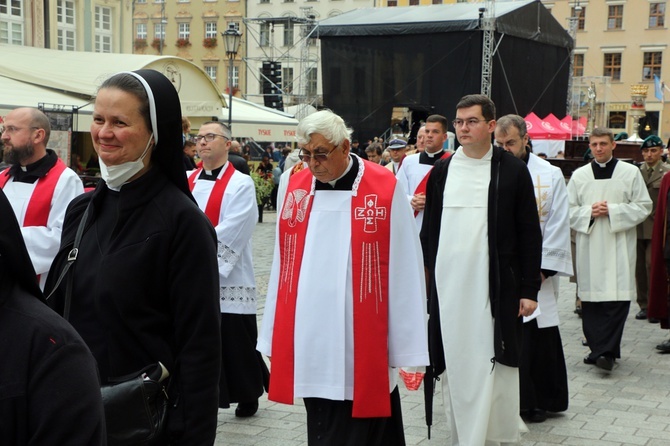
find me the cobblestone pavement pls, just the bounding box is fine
[215,210,670,445]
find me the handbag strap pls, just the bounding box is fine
[46,202,91,321]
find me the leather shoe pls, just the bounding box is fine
[235,400,259,418]
[596,355,614,371]
[635,310,648,320]
[581,338,589,347]
[574,306,582,316]
[649,317,660,324]
[522,408,547,423]
[583,355,596,365]
[656,339,670,353]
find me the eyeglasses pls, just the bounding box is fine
[452,119,489,128]
[0,125,39,135]
[193,133,228,143]
[298,145,340,163]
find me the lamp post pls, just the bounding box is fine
[222,25,242,131]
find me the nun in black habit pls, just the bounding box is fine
[45,69,222,445]
[0,188,105,445]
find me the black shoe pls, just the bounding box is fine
[649,318,660,324]
[596,355,614,371]
[235,400,259,418]
[574,306,582,316]
[635,310,648,320]
[583,355,596,365]
[581,338,589,347]
[656,339,670,353]
[527,408,547,423]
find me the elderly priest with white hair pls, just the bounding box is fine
[258,110,429,445]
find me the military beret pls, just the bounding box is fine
[641,134,663,150]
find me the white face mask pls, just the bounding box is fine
[99,135,153,189]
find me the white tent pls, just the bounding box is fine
[221,97,298,142]
[0,44,297,141]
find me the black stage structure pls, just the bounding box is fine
[317,0,573,142]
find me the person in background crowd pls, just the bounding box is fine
[381,149,391,166]
[256,155,274,179]
[0,107,84,290]
[365,142,383,164]
[635,135,669,323]
[228,140,250,175]
[421,94,541,444]
[568,128,651,372]
[258,110,428,445]
[182,116,191,145]
[45,69,222,445]
[189,121,269,419]
[0,187,106,445]
[279,147,291,172]
[385,138,407,174]
[396,114,450,231]
[183,139,197,171]
[495,114,572,423]
[648,148,670,353]
[415,126,427,153]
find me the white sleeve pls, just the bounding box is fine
[22,169,83,276]
[215,174,258,278]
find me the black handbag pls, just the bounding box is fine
[47,202,170,445]
[102,363,170,446]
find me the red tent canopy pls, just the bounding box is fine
[542,114,572,139]
[524,112,570,140]
[560,115,586,136]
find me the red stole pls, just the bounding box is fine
[0,159,67,227]
[188,163,236,226]
[271,160,395,417]
[413,151,451,217]
[649,172,670,328]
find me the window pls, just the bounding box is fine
[284,21,293,47]
[136,23,147,39]
[432,0,442,4]
[228,65,239,88]
[603,53,622,81]
[306,67,317,97]
[607,5,623,30]
[0,0,24,44]
[154,23,165,39]
[643,51,662,80]
[205,22,217,39]
[649,3,665,28]
[574,53,584,77]
[57,0,76,51]
[260,23,270,46]
[227,21,239,31]
[608,111,626,129]
[178,22,190,40]
[388,0,397,6]
[136,0,146,3]
[409,0,419,5]
[282,67,293,94]
[205,65,217,81]
[571,6,585,31]
[94,6,112,53]
[260,0,270,3]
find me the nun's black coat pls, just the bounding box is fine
[46,70,221,445]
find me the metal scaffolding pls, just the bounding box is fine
[243,8,320,119]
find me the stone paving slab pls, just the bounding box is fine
[214,211,670,445]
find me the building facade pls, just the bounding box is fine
[543,0,669,141]
[131,0,245,99]
[1,0,133,53]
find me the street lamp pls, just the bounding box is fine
[222,24,242,130]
